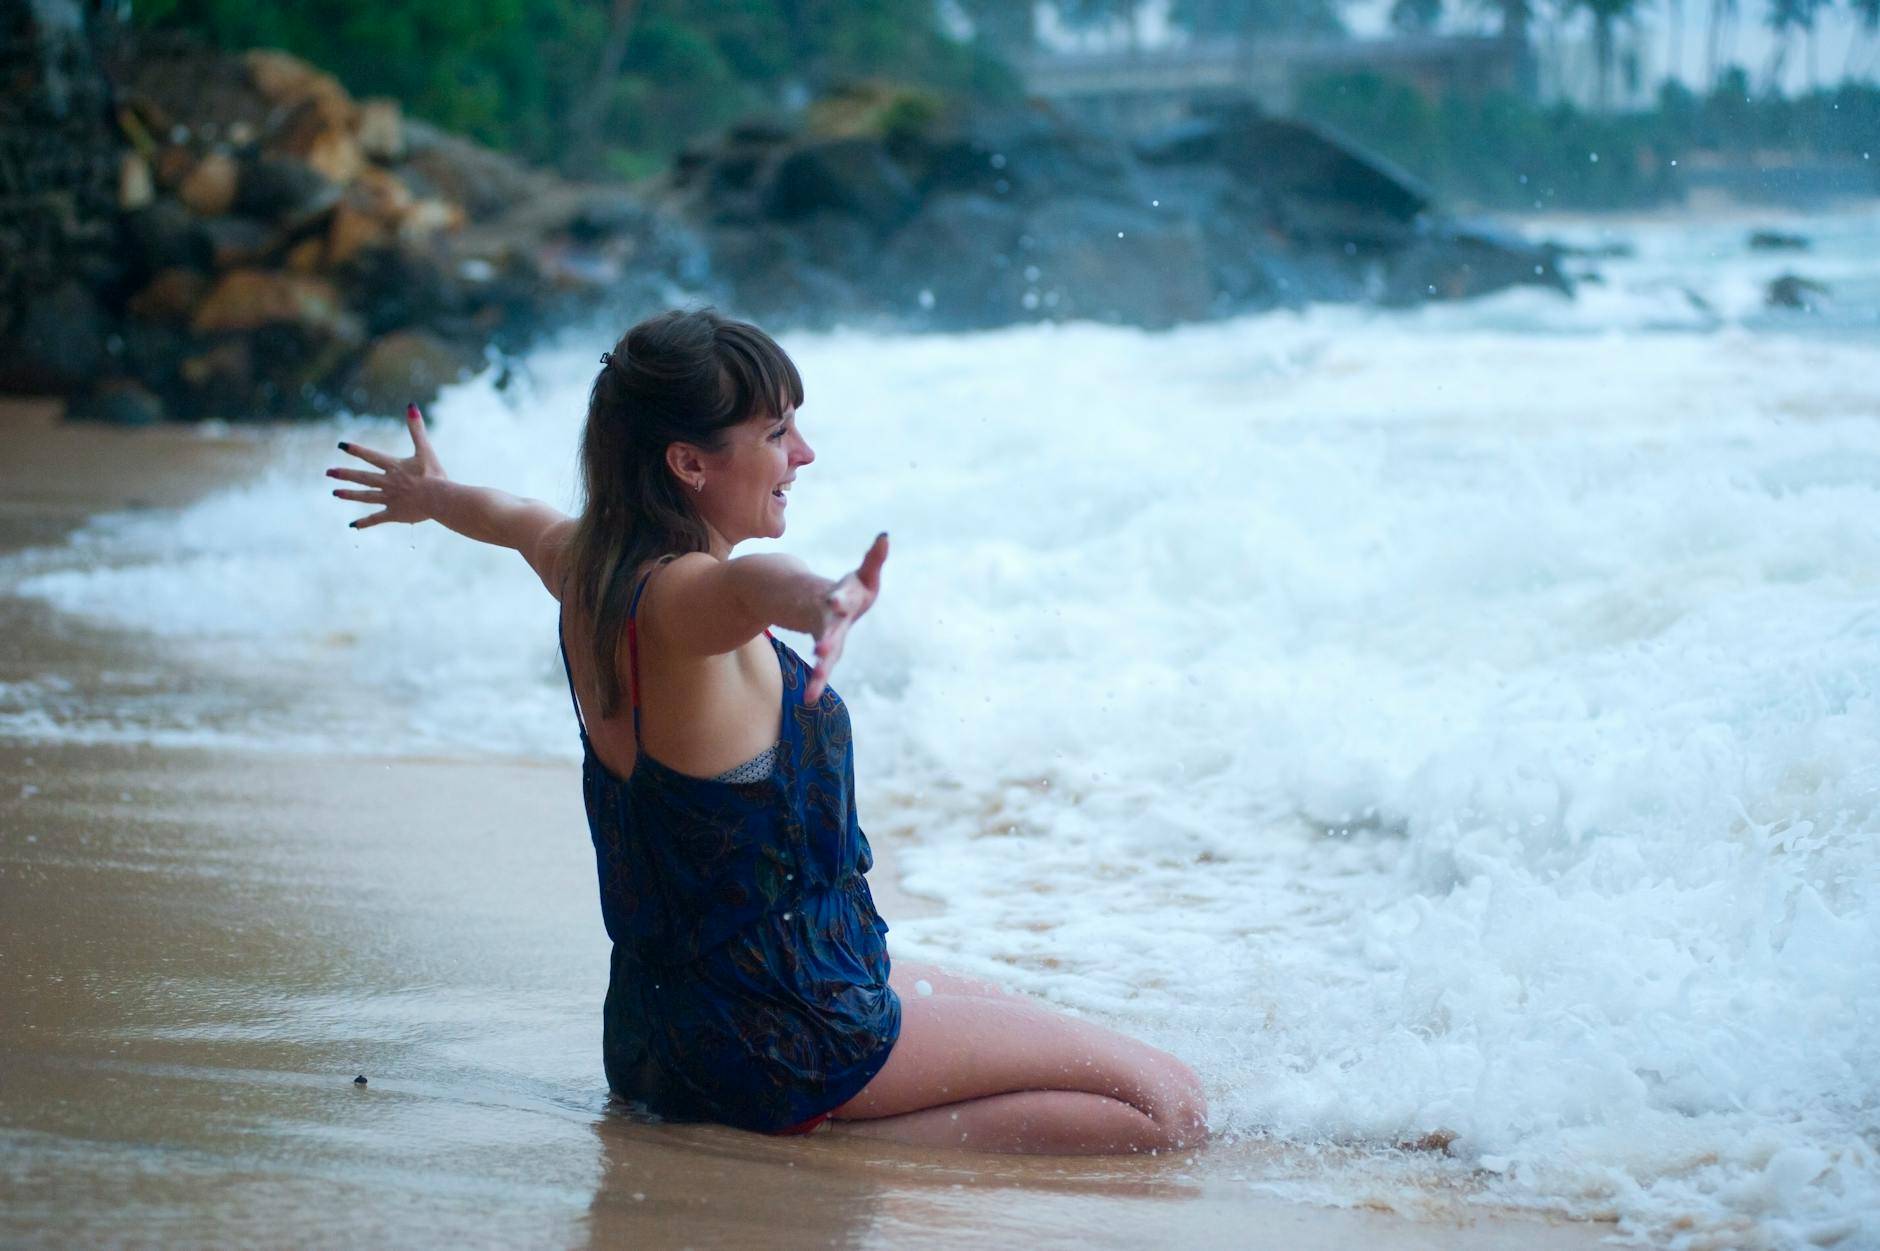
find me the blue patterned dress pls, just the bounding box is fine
[558,569,901,1133]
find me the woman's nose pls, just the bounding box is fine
[794,437,815,466]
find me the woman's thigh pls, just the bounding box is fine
[888,957,1017,1002]
[831,989,1206,1144]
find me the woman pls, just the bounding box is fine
[327,309,1208,1154]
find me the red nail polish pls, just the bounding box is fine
[407,404,421,421]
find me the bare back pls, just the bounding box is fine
[559,560,783,781]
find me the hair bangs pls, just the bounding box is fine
[715,321,804,427]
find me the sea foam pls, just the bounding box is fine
[6,209,1878,1247]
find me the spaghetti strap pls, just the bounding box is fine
[624,566,659,740]
[557,611,588,739]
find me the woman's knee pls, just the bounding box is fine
[1140,1051,1210,1149]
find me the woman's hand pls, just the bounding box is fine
[806,532,889,705]
[327,404,448,530]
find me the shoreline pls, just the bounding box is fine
[0,402,1609,1247]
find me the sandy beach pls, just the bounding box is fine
[0,397,1614,1248]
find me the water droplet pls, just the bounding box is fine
[915,979,934,997]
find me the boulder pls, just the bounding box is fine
[123,197,212,271]
[268,95,364,185]
[1018,199,1214,327]
[342,329,484,413]
[357,99,405,162]
[874,193,1026,327]
[191,268,361,344]
[1382,223,1570,306]
[1748,229,1808,252]
[763,139,919,233]
[325,200,392,267]
[126,267,210,323]
[201,216,280,269]
[236,157,341,230]
[1765,273,1828,311]
[401,119,547,221]
[0,282,113,393]
[68,379,166,425]
[244,49,352,117]
[119,153,155,211]
[177,151,239,217]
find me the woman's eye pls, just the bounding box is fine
[768,427,787,441]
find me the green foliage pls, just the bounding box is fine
[1295,69,1880,210]
[126,0,1016,174]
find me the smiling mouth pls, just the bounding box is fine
[773,480,793,503]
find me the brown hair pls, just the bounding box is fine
[565,308,804,717]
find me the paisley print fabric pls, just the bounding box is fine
[559,579,900,1134]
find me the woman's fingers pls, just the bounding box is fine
[857,532,889,590]
[332,488,384,503]
[325,467,383,487]
[351,510,392,530]
[337,440,397,471]
[405,404,435,458]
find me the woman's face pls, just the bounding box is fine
[696,403,814,546]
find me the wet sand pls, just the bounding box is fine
[0,398,1609,1248]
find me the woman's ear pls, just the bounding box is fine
[665,442,705,488]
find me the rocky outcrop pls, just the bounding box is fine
[0,29,702,421]
[656,93,1570,331]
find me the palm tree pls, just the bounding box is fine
[1704,0,1737,88]
[1566,0,1643,108]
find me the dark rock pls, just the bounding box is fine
[201,216,281,270]
[122,198,213,272]
[237,157,342,230]
[0,282,112,392]
[68,379,166,425]
[764,140,919,233]
[343,330,484,414]
[353,1075,368,1085]
[401,119,549,222]
[178,339,254,412]
[1766,273,1829,311]
[126,268,211,323]
[875,194,1027,328]
[1748,230,1809,252]
[1018,199,1213,327]
[911,110,1139,208]
[711,225,875,327]
[1383,223,1571,306]
[1140,111,1429,247]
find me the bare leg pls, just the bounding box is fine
[888,958,1020,1002]
[830,968,1208,1156]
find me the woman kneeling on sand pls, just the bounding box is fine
[327,308,1208,1154]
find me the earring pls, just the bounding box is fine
[693,479,704,494]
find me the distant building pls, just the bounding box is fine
[1020,34,1532,132]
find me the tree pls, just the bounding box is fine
[1705,0,1737,88]
[1391,0,1444,31]
[1169,0,1346,38]
[1563,0,1644,109]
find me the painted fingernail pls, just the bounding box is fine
[406,404,421,421]
[349,519,360,529]
[332,489,342,497]
[337,441,349,451]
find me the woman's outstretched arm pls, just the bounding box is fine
[649,535,889,703]
[327,404,574,597]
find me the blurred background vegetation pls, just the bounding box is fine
[128,0,1880,207]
